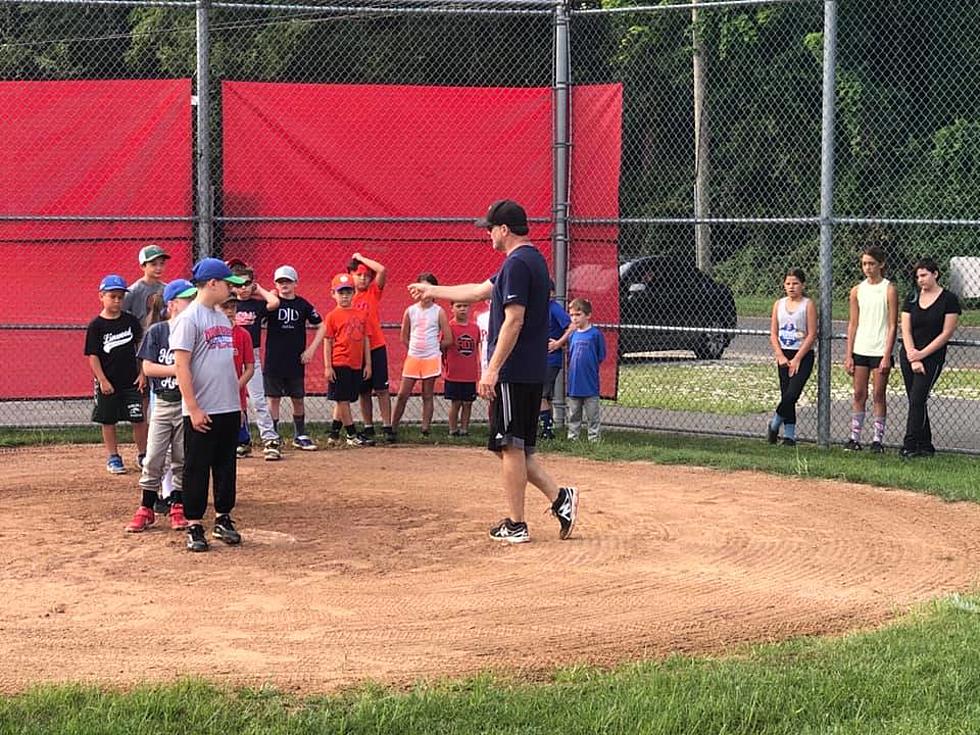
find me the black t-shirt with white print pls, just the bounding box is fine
[84,312,144,388]
[263,295,322,378]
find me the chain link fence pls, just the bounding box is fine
[1,0,978,452]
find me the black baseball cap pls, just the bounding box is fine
[475,199,529,236]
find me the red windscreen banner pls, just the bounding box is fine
[0,79,192,399]
[222,81,621,396]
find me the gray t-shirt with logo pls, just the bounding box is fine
[123,279,166,323]
[169,301,240,416]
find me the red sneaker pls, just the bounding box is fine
[125,506,155,533]
[169,502,189,530]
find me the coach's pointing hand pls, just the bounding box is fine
[408,282,432,301]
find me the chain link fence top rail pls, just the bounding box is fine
[1,0,978,454]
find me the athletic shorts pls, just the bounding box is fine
[542,364,562,401]
[91,384,145,425]
[328,365,361,403]
[359,346,390,394]
[445,380,477,402]
[263,374,305,398]
[402,355,441,380]
[852,353,894,369]
[487,382,542,455]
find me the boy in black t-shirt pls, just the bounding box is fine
[264,265,326,451]
[84,274,147,475]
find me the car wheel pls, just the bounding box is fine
[693,324,729,360]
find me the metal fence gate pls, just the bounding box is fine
[2,0,978,452]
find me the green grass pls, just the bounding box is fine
[613,362,980,414]
[735,295,980,327]
[4,594,980,734]
[542,428,980,502]
[3,428,980,731]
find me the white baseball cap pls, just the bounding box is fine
[274,265,298,283]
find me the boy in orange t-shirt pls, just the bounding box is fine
[324,273,372,447]
[348,252,394,443]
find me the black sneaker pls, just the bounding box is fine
[869,441,885,454]
[153,495,171,515]
[355,432,376,447]
[551,487,579,540]
[383,428,397,443]
[766,425,778,445]
[843,439,863,451]
[781,438,797,447]
[899,447,918,459]
[420,429,431,438]
[489,518,530,544]
[186,524,209,552]
[213,515,242,545]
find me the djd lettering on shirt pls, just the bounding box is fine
[102,327,134,354]
[277,306,301,328]
[203,325,234,350]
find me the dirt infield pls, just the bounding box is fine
[2,443,979,693]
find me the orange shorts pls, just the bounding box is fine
[402,355,441,380]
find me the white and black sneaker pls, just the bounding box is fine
[489,518,530,544]
[551,487,579,540]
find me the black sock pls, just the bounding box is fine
[293,414,306,437]
[330,419,342,438]
[141,490,157,509]
[384,425,394,434]
[170,490,183,504]
[363,425,376,436]
[273,419,279,433]
[345,424,356,437]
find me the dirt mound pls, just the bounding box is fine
[2,444,978,693]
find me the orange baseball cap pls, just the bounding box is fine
[331,273,355,291]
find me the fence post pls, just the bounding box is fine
[692,0,711,275]
[817,0,838,448]
[195,0,213,258]
[552,0,571,429]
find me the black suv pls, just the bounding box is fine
[618,256,737,359]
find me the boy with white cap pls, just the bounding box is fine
[264,265,326,451]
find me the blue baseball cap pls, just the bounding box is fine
[191,257,247,285]
[163,278,197,302]
[99,274,129,292]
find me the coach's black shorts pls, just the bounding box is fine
[263,374,306,399]
[487,382,542,455]
[445,380,477,402]
[92,383,145,425]
[542,364,562,401]
[852,353,894,369]
[329,365,362,403]
[359,346,389,394]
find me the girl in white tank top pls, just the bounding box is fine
[843,247,898,452]
[767,268,817,446]
[391,272,452,437]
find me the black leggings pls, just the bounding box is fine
[776,349,814,425]
[899,348,945,453]
[182,411,239,521]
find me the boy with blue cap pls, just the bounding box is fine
[170,258,247,552]
[85,274,147,474]
[126,278,197,533]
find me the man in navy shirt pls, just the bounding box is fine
[409,199,578,544]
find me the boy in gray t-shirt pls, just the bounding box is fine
[124,244,171,325]
[170,258,246,552]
